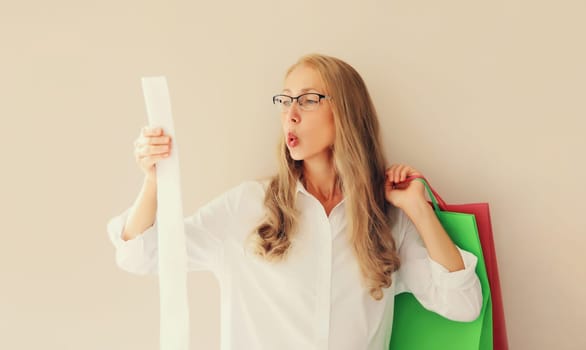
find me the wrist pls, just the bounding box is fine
[143,176,158,195]
[402,197,433,222]
[144,174,157,185]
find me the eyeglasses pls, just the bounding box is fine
[272,93,331,112]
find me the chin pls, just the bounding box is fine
[288,151,303,161]
[288,147,307,161]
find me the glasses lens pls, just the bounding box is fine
[274,95,292,110]
[299,94,321,111]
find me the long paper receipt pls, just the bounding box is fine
[141,76,189,350]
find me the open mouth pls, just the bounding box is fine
[287,133,299,147]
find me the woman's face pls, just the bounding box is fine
[281,65,335,162]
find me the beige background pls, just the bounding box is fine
[1,0,584,349]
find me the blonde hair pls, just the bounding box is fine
[249,53,400,300]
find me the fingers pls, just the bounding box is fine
[385,164,407,184]
[135,143,171,158]
[135,135,171,148]
[385,164,421,184]
[134,126,173,175]
[142,126,163,137]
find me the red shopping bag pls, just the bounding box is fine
[408,176,509,349]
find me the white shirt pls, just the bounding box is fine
[107,180,482,350]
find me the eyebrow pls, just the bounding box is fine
[281,88,320,94]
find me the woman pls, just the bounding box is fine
[107,53,482,349]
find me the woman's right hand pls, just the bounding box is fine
[133,126,172,180]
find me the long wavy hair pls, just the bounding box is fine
[249,53,400,300]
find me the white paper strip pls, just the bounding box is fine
[141,76,189,350]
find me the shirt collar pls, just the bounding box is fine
[296,179,311,196]
[295,179,346,207]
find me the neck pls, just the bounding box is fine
[301,152,341,201]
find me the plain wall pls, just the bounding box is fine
[1,0,584,349]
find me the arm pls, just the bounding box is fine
[386,164,482,321]
[121,175,158,241]
[385,165,463,271]
[401,196,464,272]
[393,209,482,321]
[107,126,167,273]
[107,180,257,275]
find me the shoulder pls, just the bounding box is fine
[218,179,268,215]
[231,179,269,198]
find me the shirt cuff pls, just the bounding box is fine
[106,207,159,264]
[428,247,479,290]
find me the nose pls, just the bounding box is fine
[285,101,301,124]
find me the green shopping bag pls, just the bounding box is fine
[389,178,492,349]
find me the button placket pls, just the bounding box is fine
[314,204,333,349]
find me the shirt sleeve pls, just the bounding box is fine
[106,181,252,276]
[393,208,483,322]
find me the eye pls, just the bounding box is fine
[301,94,320,105]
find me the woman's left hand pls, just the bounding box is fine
[384,164,426,209]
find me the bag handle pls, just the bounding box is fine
[402,175,448,212]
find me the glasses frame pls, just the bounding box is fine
[272,92,331,112]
